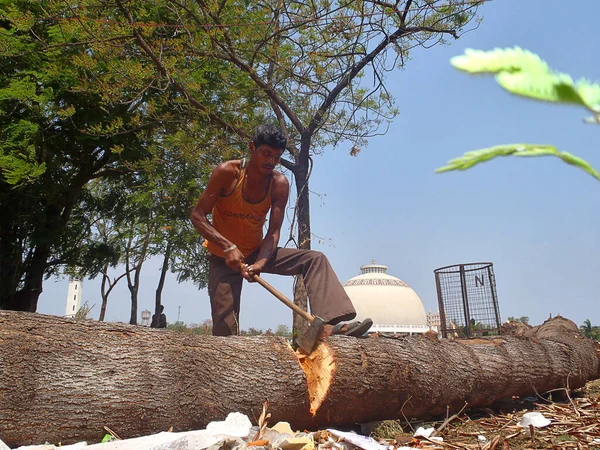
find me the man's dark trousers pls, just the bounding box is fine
[208,247,356,336]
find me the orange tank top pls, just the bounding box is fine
[205,161,272,258]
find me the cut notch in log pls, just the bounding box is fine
[296,343,335,415]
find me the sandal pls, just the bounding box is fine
[332,318,373,337]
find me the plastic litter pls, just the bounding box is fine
[85,430,220,450]
[206,412,253,438]
[271,422,295,436]
[278,436,314,450]
[518,412,551,428]
[327,429,392,450]
[248,424,295,448]
[13,442,87,450]
[413,427,435,438]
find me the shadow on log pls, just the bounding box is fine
[0,311,598,446]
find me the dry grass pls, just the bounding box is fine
[351,380,600,449]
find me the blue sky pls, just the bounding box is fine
[39,0,599,330]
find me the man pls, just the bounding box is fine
[151,305,167,329]
[191,124,372,337]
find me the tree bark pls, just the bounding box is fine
[0,312,598,447]
[10,244,50,312]
[99,269,128,322]
[127,224,152,325]
[291,134,312,342]
[155,243,171,319]
[292,275,309,344]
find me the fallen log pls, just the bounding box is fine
[0,311,598,446]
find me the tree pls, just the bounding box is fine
[507,316,530,325]
[166,320,213,335]
[132,129,230,324]
[1,1,251,313]
[580,319,600,341]
[437,48,600,179]
[110,0,483,334]
[0,1,178,311]
[167,320,187,332]
[275,324,292,338]
[73,301,95,321]
[190,320,212,336]
[94,216,128,322]
[123,219,153,325]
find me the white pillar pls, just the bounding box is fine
[65,277,83,317]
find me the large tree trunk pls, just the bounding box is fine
[0,209,22,310]
[154,243,171,320]
[10,244,50,312]
[99,263,111,322]
[0,312,598,447]
[0,169,90,312]
[291,136,312,343]
[99,269,127,322]
[292,275,309,343]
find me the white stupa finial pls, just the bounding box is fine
[360,261,388,274]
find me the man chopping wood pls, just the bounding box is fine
[191,124,372,338]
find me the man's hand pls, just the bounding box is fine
[224,247,245,272]
[240,262,265,282]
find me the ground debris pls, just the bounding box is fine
[403,388,600,450]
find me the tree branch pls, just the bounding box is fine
[306,25,409,136]
[193,11,306,135]
[114,0,251,142]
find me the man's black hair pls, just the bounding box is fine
[252,124,287,150]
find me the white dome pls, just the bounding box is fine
[343,261,428,333]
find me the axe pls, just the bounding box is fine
[250,273,325,354]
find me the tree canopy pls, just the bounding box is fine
[0,1,249,312]
[1,0,484,317]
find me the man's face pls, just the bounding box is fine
[251,143,284,174]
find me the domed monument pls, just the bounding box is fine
[343,261,430,334]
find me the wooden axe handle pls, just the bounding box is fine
[251,274,315,323]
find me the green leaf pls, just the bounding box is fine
[0,153,47,185]
[436,143,600,182]
[435,144,545,172]
[559,152,600,181]
[0,78,40,102]
[496,71,584,106]
[511,147,558,157]
[450,47,549,74]
[1,4,36,31]
[452,47,600,113]
[576,79,600,112]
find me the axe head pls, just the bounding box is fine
[296,316,326,354]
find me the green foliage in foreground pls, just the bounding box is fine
[437,47,600,181]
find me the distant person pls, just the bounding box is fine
[190,123,372,337]
[151,305,167,329]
